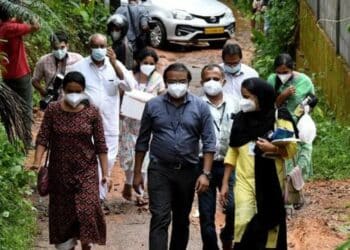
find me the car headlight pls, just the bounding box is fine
[172,10,193,20]
[224,9,234,20]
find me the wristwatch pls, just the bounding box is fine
[202,170,212,181]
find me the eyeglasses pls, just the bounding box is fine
[166,79,189,84]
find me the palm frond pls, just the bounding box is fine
[0,0,38,23]
[0,77,32,146]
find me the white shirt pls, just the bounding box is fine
[201,93,240,161]
[220,63,259,100]
[71,56,133,135]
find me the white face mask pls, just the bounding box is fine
[239,98,256,113]
[53,48,67,60]
[277,73,292,84]
[167,83,188,99]
[64,93,87,108]
[111,31,121,41]
[91,48,107,62]
[203,80,223,96]
[140,64,156,76]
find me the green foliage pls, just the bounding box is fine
[0,126,36,249]
[22,0,109,68]
[0,0,39,23]
[311,89,350,179]
[337,239,350,250]
[252,0,298,79]
[232,0,253,14]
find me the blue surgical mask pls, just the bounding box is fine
[224,63,241,75]
[91,48,107,62]
[53,48,67,60]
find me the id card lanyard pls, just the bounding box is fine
[213,102,226,133]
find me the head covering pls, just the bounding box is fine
[229,78,276,147]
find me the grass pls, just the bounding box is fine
[311,89,350,180]
[0,126,37,249]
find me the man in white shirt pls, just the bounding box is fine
[220,43,259,100]
[72,33,133,201]
[199,64,240,250]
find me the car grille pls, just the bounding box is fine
[192,14,225,24]
[175,23,234,40]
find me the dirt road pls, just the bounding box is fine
[32,7,350,250]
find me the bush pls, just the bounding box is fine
[23,0,109,68]
[252,0,298,78]
[0,125,36,249]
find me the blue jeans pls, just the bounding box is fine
[198,160,235,250]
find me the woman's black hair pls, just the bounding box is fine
[163,63,192,83]
[241,77,275,112]
[62,71,86,90]
[274,53,294,70]
[135,48,159,73]
[273,53,295,94]
[222,43,242,60]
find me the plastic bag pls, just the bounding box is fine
[297,105,316,144]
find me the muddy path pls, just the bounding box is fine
[30,6,350,250]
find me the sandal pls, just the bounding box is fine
[136,195,148,207]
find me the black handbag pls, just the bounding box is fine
[37,146,50,196]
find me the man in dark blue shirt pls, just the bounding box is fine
[134,63,216,250]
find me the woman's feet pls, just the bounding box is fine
[136,194,148,206]
[122,184,133,201]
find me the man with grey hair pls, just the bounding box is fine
[71,33,133,203]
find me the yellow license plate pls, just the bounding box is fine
[204,27,225,34]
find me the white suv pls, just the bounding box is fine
[121,0,235,48]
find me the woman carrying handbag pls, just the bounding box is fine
[33,71,109,250]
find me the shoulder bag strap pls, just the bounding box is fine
[127,5,138,35]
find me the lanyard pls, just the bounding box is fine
[213,102,226,132]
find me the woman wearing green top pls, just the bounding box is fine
[267,53,315,188]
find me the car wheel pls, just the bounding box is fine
[209,40,227,49]
[149,20,166,48]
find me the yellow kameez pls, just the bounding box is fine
[224,119,297,248]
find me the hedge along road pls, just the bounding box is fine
[30,7,349,250]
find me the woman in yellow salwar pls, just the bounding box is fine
[220,78,297,250]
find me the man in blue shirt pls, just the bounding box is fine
[134,63,216,250]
